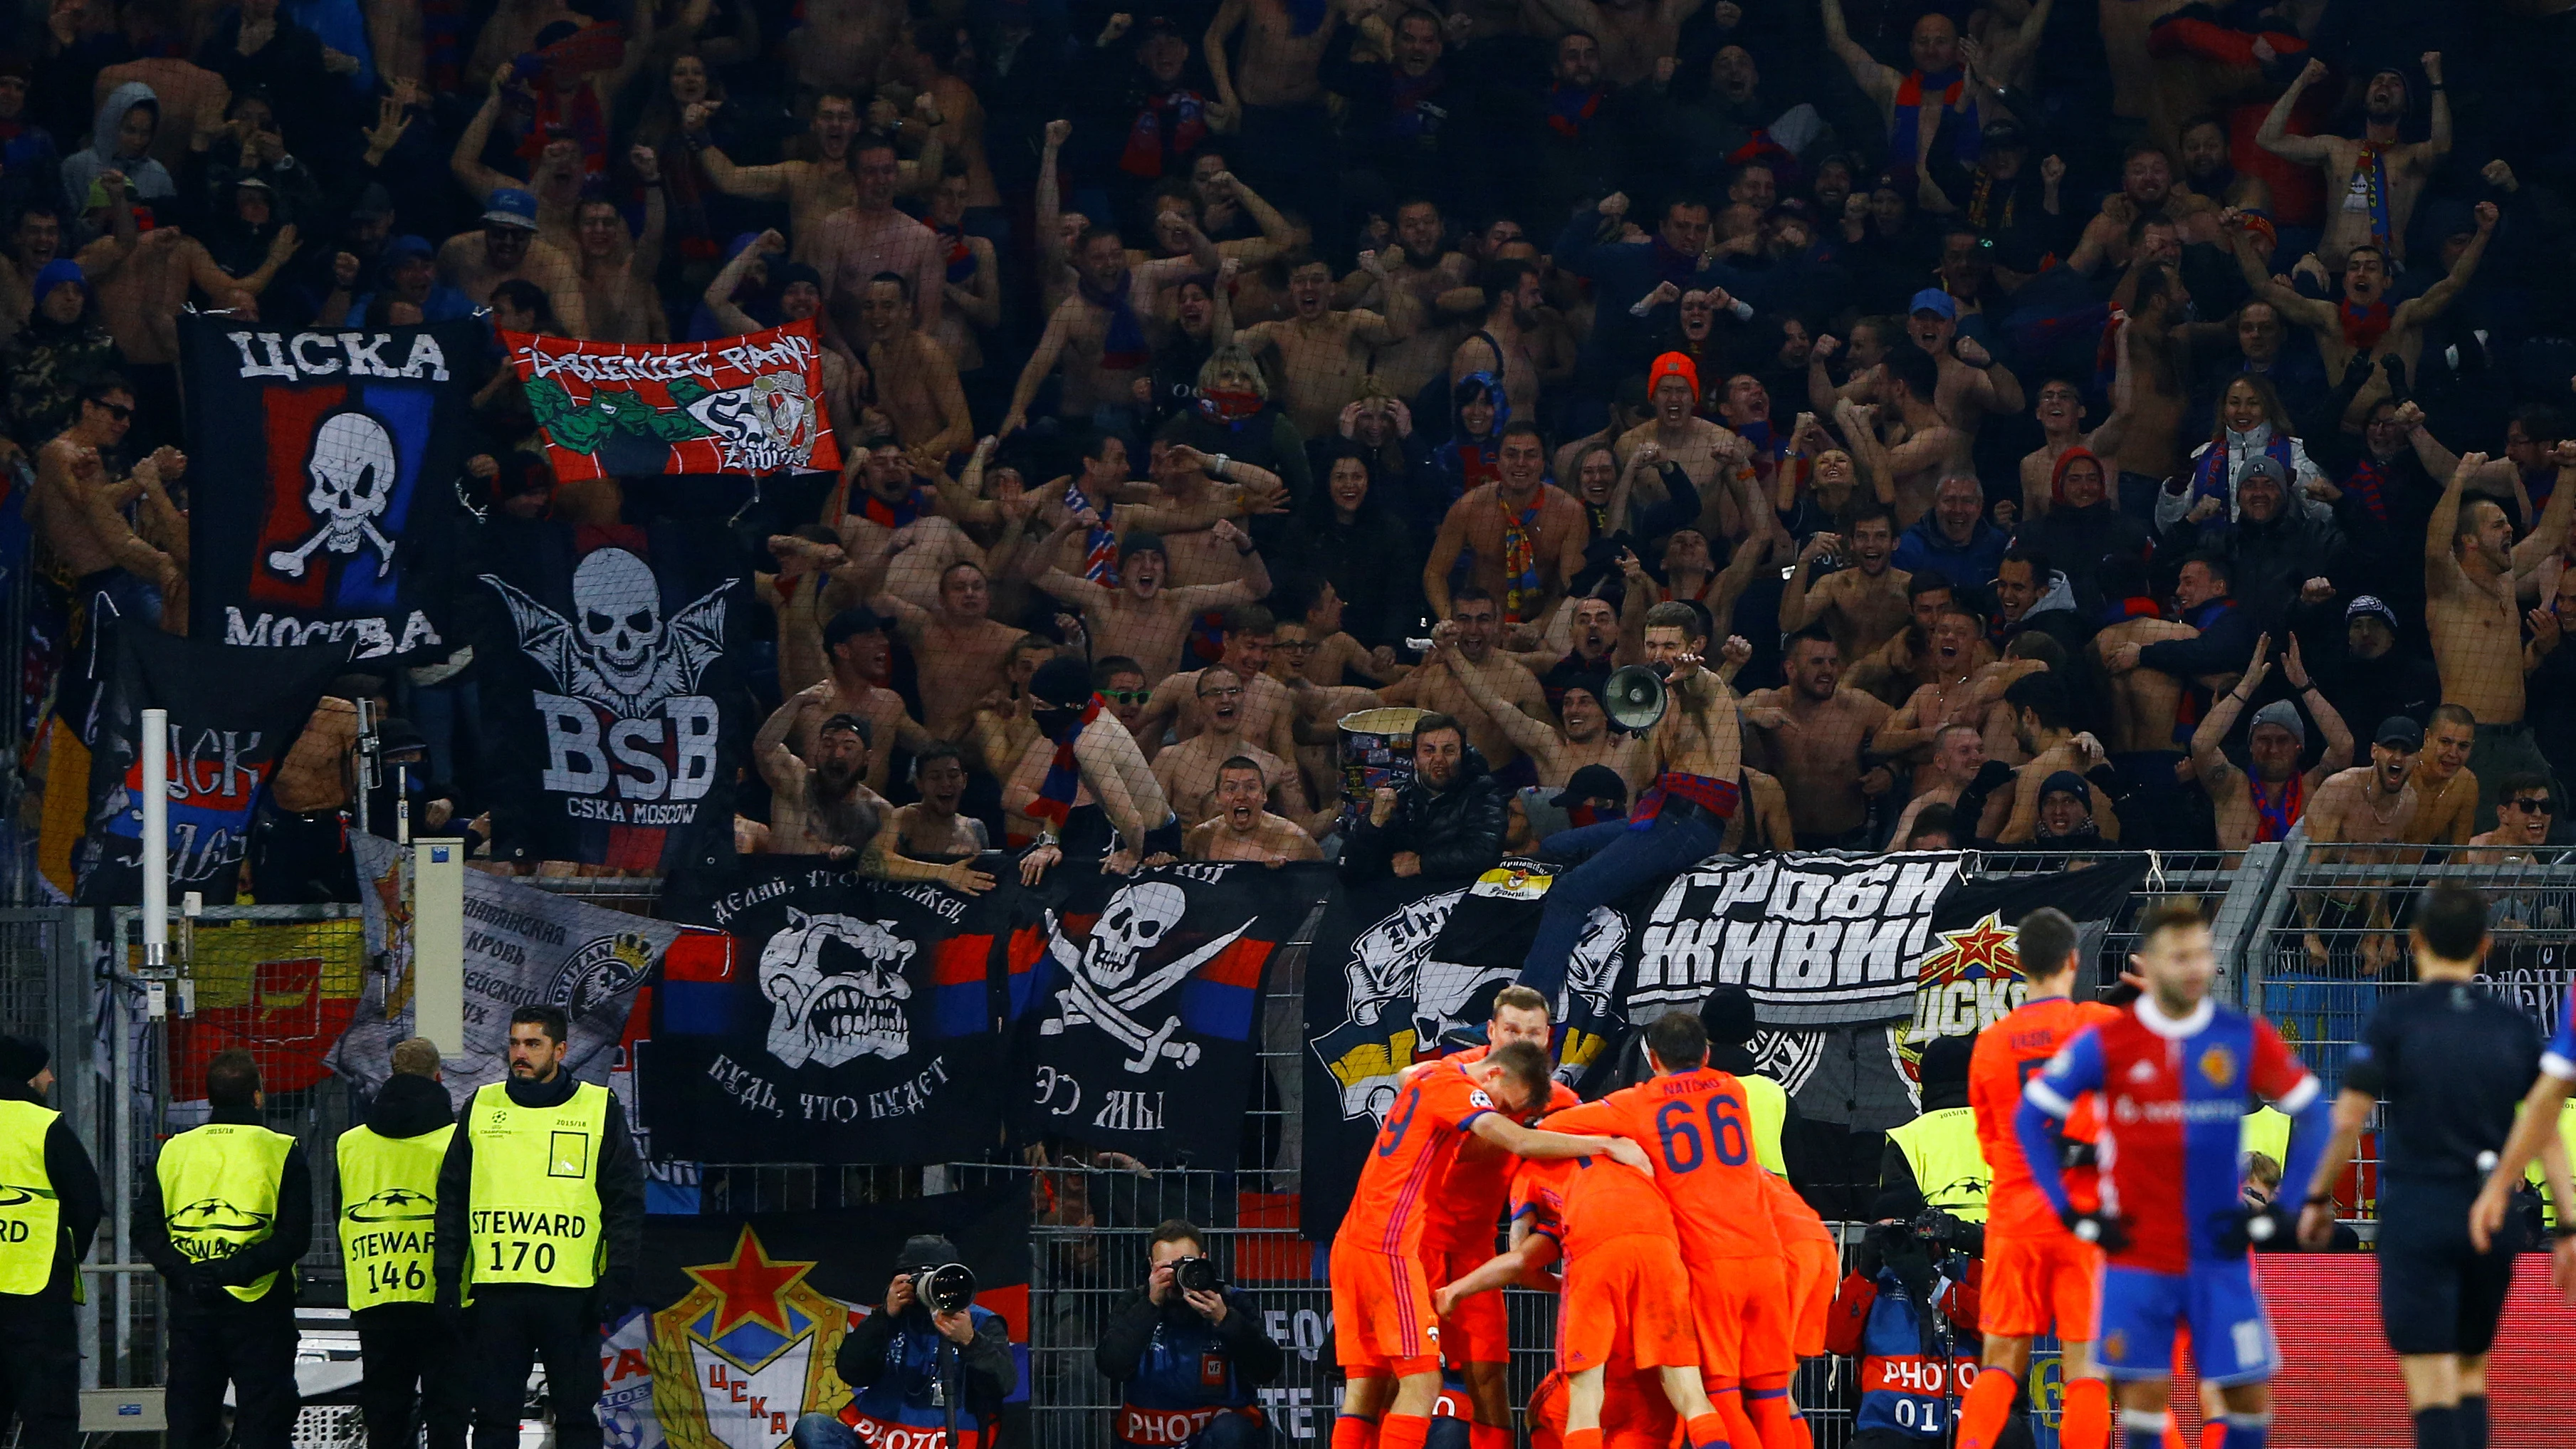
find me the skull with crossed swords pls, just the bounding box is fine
[1039,882,1252,1073]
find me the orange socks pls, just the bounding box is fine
[1377,1413,1430,1449]
[2059,1378,2111,1449]
[1684,1412,1729,1449]
[1956,1369,2021,1449]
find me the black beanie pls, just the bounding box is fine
[0,1034,49,1082]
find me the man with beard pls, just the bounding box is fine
[871,560,1032,739]
[1438,647,1652,795]
[1344,711,1507,882]
[436,186,585,334]
[692,89,862,263]
[1616,352,1756,540]
[2065,144,2215,278]
[2426,449,2576,830]
[2404,704,2479,847]
[2191,634,2353,852]
[2302,594,2439,754]
[1377,590,1552,776]
[1152,666,1322,831]
[1742,629,1892,848]
[1979,674,2118,845]
[1138,605,1303,771]
[1012,656,1180,877]
[1030,521,1272,684]
[2178,114,2269,214]
[1237,250,1420,441]
[1899,288,2023,470]
[2258,58,2449,270]
[2182,458,2345,630]
[2224,201,2494,425]
[1556,192,1720,377]
[1187,757,1325,864]
[1835,342,1957,528]
[812,138,943,339]
[1447,260,1544,425]
[1322,17,1471,236]
[759,712,996,889]
[2019,447,2152,610]
[2301,716,2424,976]
[891,745,990,860]
[1875,607,2016,790]
[1821,4,2031,194]
[1920,118,2068,273]
[1007,226,1170,435]
[1424,421,1590,625]
[777,608,937,796]
[849,272,973,466]
[1779,507,1910,665]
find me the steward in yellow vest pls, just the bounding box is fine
[140,1047,309,1449]
[1880,1035,1993,1223]
[0,1033,103,1449]
[434,1007,642,1449]
[337,1038,469,1449]
[1702,985,1799,1175]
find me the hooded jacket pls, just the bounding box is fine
[1340,745,1507,884]
[365,1070,454,1139]
[1997,567,2085,652]
[62,81,175,213]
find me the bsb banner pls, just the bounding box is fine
[1012,862,1316,1166]
[506,321,842,480]
[602,1189,1030,1449]
[74,629,345,904]
[331,832,709,1107]
[180,315,479,661]
[476,518,746,874]
[645,861,1009,1163]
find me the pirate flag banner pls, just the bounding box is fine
[74,628,346,904]
[1012,862,1317,1165]
[644,860,1009,1163]
[506,320,842,481]
[476,518,748,873]
[600,1188,1030,1449]
[330,832,714,1107]
[180,315,479,661]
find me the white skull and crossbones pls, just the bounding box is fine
[267,411,400,579]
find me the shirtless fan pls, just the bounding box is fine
[1603,666,1667,732]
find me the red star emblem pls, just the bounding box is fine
[1923,913,2020,982]
[684,1225,817,1339]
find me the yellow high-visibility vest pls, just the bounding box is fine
[1744,1072,1790,1176]
[0,1099,62,1297]
[157,1122,295,1302]
[464,1081,607,1290]
[336,1121,454,1309]
[1885,1107,1991,1223]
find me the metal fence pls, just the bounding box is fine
[12,844,2575,1440]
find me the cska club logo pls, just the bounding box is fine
[644,1226,854,1449]
[1898,913,2025,1083]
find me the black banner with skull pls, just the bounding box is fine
[1009,862,1319,1166]
[180,315,481,662]
[643,859,1011,1163]
[475,518,749,874]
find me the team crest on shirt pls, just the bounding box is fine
[1468,1090,1494,1109]
[2103,1329,2127,1361]
[2198,1045,2237,1089]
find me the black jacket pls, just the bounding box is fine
[1341,747,1508,883]
[2017,502,2154,616]
[2138,597,2261,682]
[1093,1285,1286,1386]
[137,1104,310,1314]
[0,1077,101,1305]
[365,1071,454,1137]
[431,1071,645,1306]
[838,1299,1017,1410]
[2185,509,2346,631]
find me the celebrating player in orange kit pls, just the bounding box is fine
[1330,1042,1646,1449]
[1418,985,1581,1449]
[1433,1121,1731,1449]
[1958,907,2120,1449]
[1543,1012,1801,1449]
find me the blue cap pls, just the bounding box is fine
[483,188,540,231]
[31,258,86,300]
[1908,288,1958,320]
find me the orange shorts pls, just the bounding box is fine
[1785,1237,1840,1359]
[1423,1241,1510,1366]
[1561,1234,1699,1373]
[1690,1256,1793,1383]
[1527,1366,1677,1449]
[1329,1240,1440,1374]
[1981,1228,2103,1341]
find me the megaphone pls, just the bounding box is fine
[1603,665,1667,733]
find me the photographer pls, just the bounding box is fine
[1094,1221,1283,1449]
[794,1236,1016,1449]
[1825,1195,2014,1449]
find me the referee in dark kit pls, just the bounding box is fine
[2297,884,2560,1449]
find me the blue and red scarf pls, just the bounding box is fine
[2191,431,2299,513]
[1630,771,1739,831]
[1889,68,1977,182]
[1029,696,1104,832]
[1120,91,1208,178]
[1082,271,1152,370]
[2340,295,2393,352]
[852,485,930,529]
[1067,478,1119,584]
[2342,454,2394,525]
[1545,84,1603,139]
[2251,771,2305,843]
[936,224,976,283]
[2352,142,2394,255]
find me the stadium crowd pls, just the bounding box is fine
[13,0,2576,898]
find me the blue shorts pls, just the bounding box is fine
[2093,1260,2278,1387]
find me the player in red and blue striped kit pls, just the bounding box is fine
[2013,901,2332,1449]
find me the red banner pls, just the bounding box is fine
[504,320,842,481]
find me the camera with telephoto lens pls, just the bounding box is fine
[1910,1208,1981,1255]
[1170,1255,1223,1295]
[909,1262,976,1314]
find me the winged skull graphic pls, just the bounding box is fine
[481,548,730,718]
